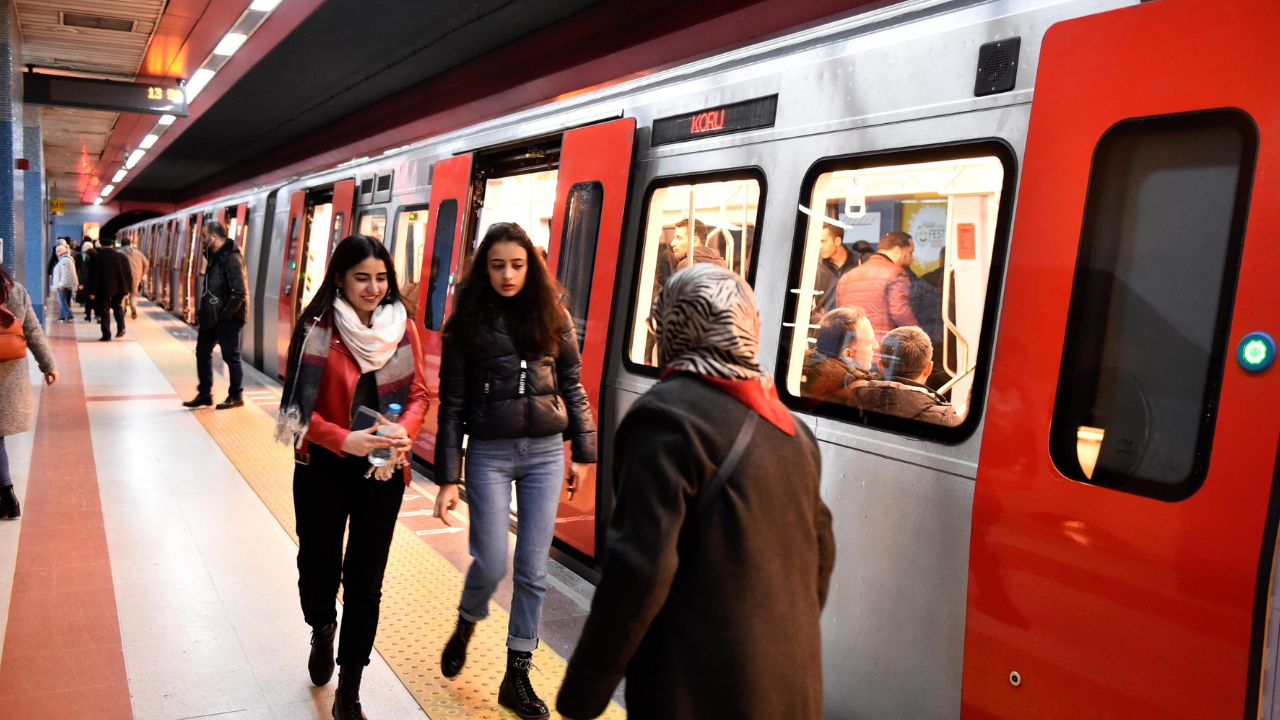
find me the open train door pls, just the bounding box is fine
[331,179,356,243]
[186,213,204,324]
[276,191,307,379]
[961,1,1280,719]
[412,153,474,462]
[234,203,248,248]
[543,117,636,559]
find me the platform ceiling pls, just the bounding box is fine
[118,0,607,200]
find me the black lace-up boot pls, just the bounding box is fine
[332,664,367,720]
[440,615,475,678]
[498,649,549,719]
[308,621,336,685]
[0,485,19,519]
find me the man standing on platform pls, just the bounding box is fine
[120,235,150,320]
[88,237,133,341]
[183,222,248,410]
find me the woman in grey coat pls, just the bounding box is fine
[0,264,58,518]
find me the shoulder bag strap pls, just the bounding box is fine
[696,411,760,515]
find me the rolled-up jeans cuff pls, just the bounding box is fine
[459,606,487,624]
[507,635,539,652]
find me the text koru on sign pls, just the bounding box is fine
[651,95,779,146]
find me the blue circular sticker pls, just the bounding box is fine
[1238,331,1276,372]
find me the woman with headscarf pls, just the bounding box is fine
[556,264,836,720]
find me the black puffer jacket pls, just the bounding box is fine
[199,239,248,326]
[435,307,596,484]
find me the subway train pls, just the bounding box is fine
[118,0,1280,717]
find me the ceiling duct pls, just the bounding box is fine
[60,13,137,33]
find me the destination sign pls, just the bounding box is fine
[651,95,778,146]
[24,73,188,117]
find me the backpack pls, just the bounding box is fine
[0,307,27,362]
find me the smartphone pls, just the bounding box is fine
[350,406,381,433]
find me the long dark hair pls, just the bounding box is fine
[299,234,400,325]
[0,263,11,304]
[445,222,563,357]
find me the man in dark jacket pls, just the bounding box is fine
[811,223,861,320]
[801,306,880,407]
[849,325,960,426]
[671,217,727,271]
[88,237,134,341]
[183,222,248,410]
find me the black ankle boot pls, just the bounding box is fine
[440,615,475,678]
[308,621,336,686]
[498,649,549,719]
[0,485,19,520]
[332,665,366,720]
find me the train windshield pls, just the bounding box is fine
[628,175,762,368]
[474,170,559,253]
[782,154,1006,429]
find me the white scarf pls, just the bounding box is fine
[332,297,407,373]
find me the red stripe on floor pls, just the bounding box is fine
[86,393,181,402]
[0,323,132,718]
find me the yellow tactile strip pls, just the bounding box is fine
[128,309,624,719]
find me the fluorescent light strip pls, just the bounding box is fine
[186,68,217,100]
[112,169,127,183]
[101,184,115,196]
[139,134,159,149]
[93,198,103,205]
[213,33,248,56]
[157,114,176,126]
[125,149,146,169]
[249,0,283,10]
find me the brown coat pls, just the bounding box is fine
[0,283,55,436]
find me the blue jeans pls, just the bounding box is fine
[459,435,565,651]
[57,288,72,320]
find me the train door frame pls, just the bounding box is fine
[252,190,279,373]
[274,179,356,379]
[960,1,1280,718]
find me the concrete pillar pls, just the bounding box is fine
[23,121,42,321]
[0,0,23,306]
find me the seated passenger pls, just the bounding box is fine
[850,326,960,427]
[834,231,920,339]
[557,263,834,720]
[801,307,880,406]
[671,218,726,271]
[812,224,860,318]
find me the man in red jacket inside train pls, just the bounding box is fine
[834,230,919,339]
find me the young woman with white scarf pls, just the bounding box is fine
[275,234,430,720]
[432,222,597,719]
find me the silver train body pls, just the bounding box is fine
[123,1,1138,717]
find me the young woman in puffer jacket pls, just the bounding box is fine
[432,221,596,719]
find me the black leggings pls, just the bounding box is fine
[293,445,405,666]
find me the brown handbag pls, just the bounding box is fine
[0,308,27,362]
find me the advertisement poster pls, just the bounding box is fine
[900,198,948,276]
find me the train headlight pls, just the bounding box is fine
[1238,331,1276,372]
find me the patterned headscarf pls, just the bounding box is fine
[649,263,762,380]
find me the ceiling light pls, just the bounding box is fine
[158,114,176,126]
[186,68,216,100]
[249,0,284,11]
[101,184,115,196]
[112,169,126,183]
[139,134,158,149]
[125,149,146,169]
[213,33,248,56]
[93,198,103,205]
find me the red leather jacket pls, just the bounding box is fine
[301,322,430,485]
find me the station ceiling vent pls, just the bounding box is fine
[59,12,137,33]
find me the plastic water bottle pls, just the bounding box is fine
[369,403,402,467]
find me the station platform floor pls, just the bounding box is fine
[0,301,625,720]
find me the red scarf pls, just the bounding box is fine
[660,369,796,436]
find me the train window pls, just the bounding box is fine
[302,203,334,309]
[557,182,603,349]
[391,204,428,283]
[626,171,764,370]
[778,143,1014,439]
[358,208,386,241]
[474,170,558,252]
[424,199,458,331]
[1048,110,1256,500]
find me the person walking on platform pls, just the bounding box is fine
[432,222,596,720]
[88,237,132,341]
[51,243,77,323]
[183,222,249,410]
[120,235,150,320]
[274,234,429,720]
[556,263,835,720]
[0,264,59,519]
[78,239,95,322]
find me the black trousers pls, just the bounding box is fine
[293,445,405,667]
[97,294,125,338]
[196,320,245,398]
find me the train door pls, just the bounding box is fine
[961,1,1279,718]
[544,118,635,558]
[217,203,249,248]
[411,154,472,459]
[275,180,356,378]
[181,213,204,324]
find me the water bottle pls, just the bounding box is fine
[369,403,402,467]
